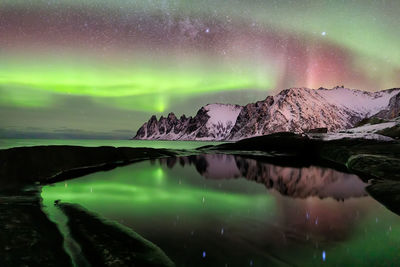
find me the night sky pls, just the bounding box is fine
[1,0,400,138]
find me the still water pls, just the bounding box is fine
[42,154,400,266]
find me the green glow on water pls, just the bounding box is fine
[41,159,400,266]
[42,163,276,217]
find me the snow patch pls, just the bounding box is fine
[343,121,397,133]
[308,119,398,141]
[204,104,242,127]
[316,132,393,141]
[317,87,399,116]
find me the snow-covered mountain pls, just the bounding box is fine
[134,103,242,140]
[134,86,400,141]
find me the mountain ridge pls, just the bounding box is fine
[134,86,400,141]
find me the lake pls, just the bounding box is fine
[41,154,400,266]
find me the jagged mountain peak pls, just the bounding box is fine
[134,87,400,141]
[167,112,177,120]
[134,102,242,140]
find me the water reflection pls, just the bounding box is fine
[157,154,372,247]
[41,154,400,266]
[157,154,367,200]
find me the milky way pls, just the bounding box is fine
[1,0,399,137]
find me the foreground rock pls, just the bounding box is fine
[58,203,175,267]
[0,189,72,266]
[209,132,400,181]
[0,146,178,266]
[0,145,176,189]
[367,180,400,216]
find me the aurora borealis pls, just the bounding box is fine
[1,0,400,137]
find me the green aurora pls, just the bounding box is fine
[1,0,400,137]
[0,53,274,112]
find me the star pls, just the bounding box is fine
[205,28,210,33]
[321,31,327,36]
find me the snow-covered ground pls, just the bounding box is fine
[318,87,399,117]
[313,132,393,141]
[307,118,398,141]
[342,121,397,134]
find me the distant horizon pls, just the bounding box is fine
[1,85,399,139]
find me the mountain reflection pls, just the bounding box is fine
[41,157,400,266]
[157,154,367,200]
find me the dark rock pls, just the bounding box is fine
[134,123,147,139]
[146,115,159,136]
[213,132,316,156]
[306,128,328,133]
[355,117,387,127]
[347,155,400,181]
[0,189,72,266]
[58,203,175,267]
[0,146,176,188]
[377,123,400,139]
[373,91,400,119]
[167,112,177,121]
[186,107,210,137]
[210,133,400,181]
[367,180,400,216]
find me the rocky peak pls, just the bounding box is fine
[134,87,400,141]
[167,112,177,121]
[373,91,400,119]
[149,115,157,123]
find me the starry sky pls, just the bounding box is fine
[1,0,400,138]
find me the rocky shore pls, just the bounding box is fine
[0,145,177,189]
[0,133,399,266]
